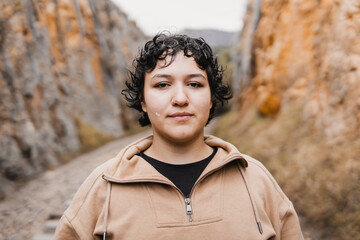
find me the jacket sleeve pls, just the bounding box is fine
[54,214,80,240]
[279,201,304,240]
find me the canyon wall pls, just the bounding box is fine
[0,0,145,199]
[224,0,360,239]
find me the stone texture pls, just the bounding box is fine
[0,0,145,199]
[232,0,360,239]
[235,0,360,132]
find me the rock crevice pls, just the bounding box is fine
[0,0,145,199]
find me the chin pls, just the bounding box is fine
[165,130,203,144]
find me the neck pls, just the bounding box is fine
[145,133,213,164]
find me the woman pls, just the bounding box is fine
[55,33,304,239]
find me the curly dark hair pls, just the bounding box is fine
[121,32,232,126]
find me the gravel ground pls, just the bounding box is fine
[0,122,319,239]
[0,130,152,240]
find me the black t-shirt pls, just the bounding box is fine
[139,148,217,197]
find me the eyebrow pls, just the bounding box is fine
[187,73,206,80]
[151,74,172,80]
[151,73,206,80]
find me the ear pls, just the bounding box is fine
[141,101,147,112]
[139,94,147,112]
[209,96,213,109]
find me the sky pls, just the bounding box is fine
[112,0,248,36]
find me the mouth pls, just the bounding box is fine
[168,112,194,121]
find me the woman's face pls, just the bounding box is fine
[141,52,212,144]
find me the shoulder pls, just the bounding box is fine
[242,155,282,189]
[240,155,303,237]
[63,158,114,220]
[57,157,116,238]
[63,135,153,219]
[240,154,291,208]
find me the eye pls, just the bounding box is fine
[154,82,170,88]
[188,82,203,88]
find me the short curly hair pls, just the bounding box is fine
[121,32,232,126]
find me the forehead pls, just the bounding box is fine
[151,52,205,74]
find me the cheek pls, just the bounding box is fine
[143,94,168,115]
[193,92,212,110]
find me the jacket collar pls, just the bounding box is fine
[102,135,248,184]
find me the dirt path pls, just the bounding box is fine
[0,130,152,240]
[0,122,318,239]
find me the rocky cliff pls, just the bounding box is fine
[220,0,360,239]
[0,0,145,199]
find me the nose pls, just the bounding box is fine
[171,84,189,106]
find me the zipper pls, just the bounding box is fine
[103,175,194,220]
[183,156,242,222]
[102,156,243,223]
[185,197,193,222]
[104,176,195,222]
[187,156,242,197]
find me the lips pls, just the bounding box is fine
[169,112,193,121]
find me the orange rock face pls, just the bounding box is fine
[0,0,145,199]
[236,0,360,137]
[231,0,360,239]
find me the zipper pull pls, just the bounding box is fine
[185,197,193,222]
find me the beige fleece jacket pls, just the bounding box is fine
[54,135,304,240]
